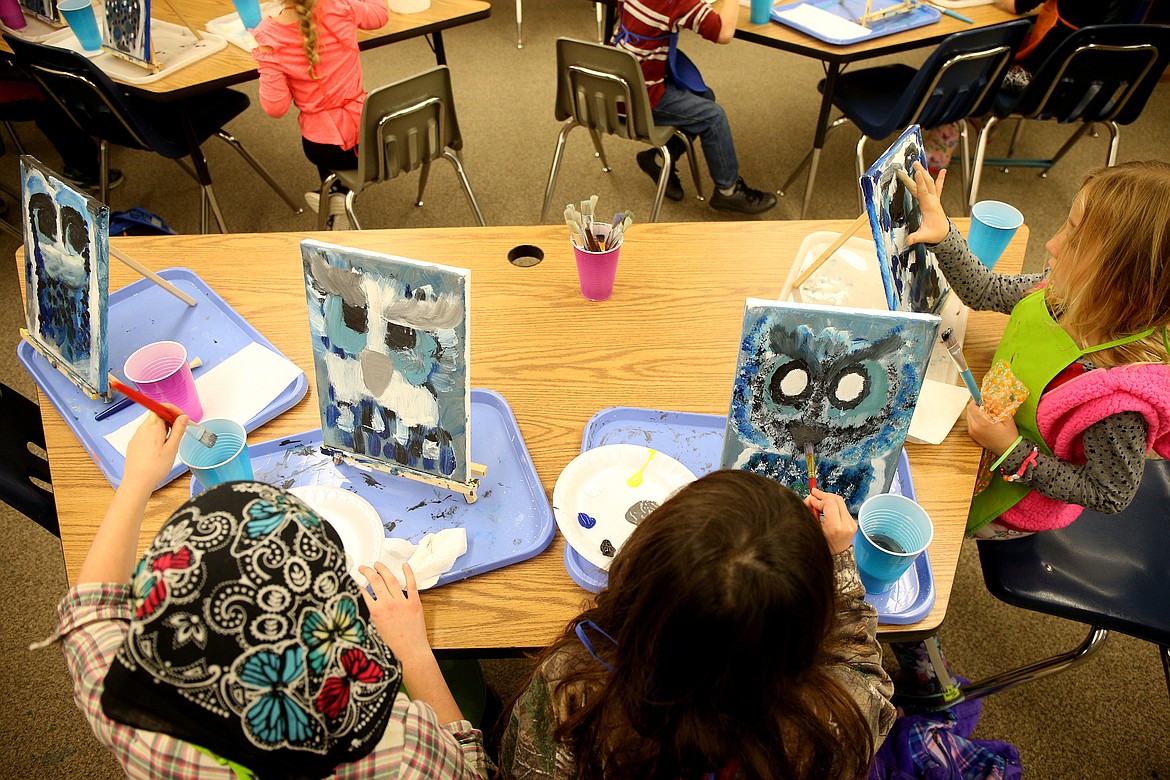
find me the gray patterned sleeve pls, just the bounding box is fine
[929,222,1046,315]
[997,412,1150,514]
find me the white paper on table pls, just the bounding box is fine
[774,4,872,42]
[104,342,305,460]
[908,379,974,445]
[373,528,468,590]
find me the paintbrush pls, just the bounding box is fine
[941,328,983,405]
[96,357,203,421]
[804,441,820,519]
[107,376,219,448]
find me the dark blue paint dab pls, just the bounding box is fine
[577,512,597,529]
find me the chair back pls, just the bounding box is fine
[0,383,57,537]
[998,24,1170,125]
[554,37,665,145]
[1,33,180,157]
[891,20,1031,133]
[355,65,465,185]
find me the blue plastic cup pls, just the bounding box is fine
[968,201,1024,270]
[179,419,254,491]
[750,0,772,25]
[853,493,933,594]
[231,0,263,29]
[57,0,102,51]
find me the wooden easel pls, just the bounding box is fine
[324,446,489,504]
[856,0,915,27]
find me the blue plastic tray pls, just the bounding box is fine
[771,0,940,46]
[194,389,555,589]
[564,407,935,625]
[17,268,308,489]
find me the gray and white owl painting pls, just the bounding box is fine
[861,124,950,316]
[301,240,471,484]
[721,299,940,515]
[102,0,152,66]
[21,156,109,398]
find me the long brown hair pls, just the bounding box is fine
[504,470,874,779]
[1043,160,1170,367]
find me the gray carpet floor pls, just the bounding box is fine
[2,0,1169,775]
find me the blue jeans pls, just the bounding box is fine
[651,83,739,190]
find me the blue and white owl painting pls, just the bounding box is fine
[861,125,950,315]
[102,0,151,66]
[301,240,471,484]
[20,156,109,398]
[720,299,940,515]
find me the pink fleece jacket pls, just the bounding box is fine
[1001,363,1170,531]
[252,0,389,149]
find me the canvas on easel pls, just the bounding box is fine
[720,298,939,515]
[301,240,482,499]
[17,0,62,25]
[20,156,110,400]
[861,124,951,316]
[102,0,158,71]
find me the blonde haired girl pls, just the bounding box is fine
[252,0,389,229]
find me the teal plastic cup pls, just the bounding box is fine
[58,0,102,51]
[750,0,772,25]
[179,419,253,491]
[231,0,262,29]
[853,493,933,594]
[968,200,1024,270]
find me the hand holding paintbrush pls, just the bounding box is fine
[108,376,219,448]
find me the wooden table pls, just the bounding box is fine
[26,219,1027,649]
[1,0,491,99]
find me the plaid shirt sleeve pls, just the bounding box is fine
[389,693,494,779]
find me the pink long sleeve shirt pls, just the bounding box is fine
[252,0,390,150]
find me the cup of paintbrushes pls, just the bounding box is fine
[570,223,622,302]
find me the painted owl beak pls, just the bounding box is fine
[788,424,828,449]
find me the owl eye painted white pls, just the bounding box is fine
[779,368,808,397]
[833,370,867,405]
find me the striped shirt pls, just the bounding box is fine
[614,0,722,107]
[35,583,492,780]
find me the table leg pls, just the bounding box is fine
[430,32,448,65]
[799,61,839,220]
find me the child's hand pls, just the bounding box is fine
[806,488,857,556]
[965,399,1021,456]
[359,562,433,666]
[123,409,186,491]
[905,162,951,247]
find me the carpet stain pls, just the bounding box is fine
[38,746,78,765]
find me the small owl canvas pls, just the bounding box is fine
[102,0,152,68]
[861,124,950,315]
[721,298,940,515]
[20,155,110,399]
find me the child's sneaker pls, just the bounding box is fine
[62,167,125,192]
[636,149,683,202]
[709,178,776,215]
[304,191,352,230]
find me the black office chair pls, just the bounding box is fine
[780,20,1030,217]
[0,383,57,537]
[2,33,302,233]
[968,24,1170,207]
[960,459,1170,705]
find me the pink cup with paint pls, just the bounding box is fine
[123,340,204,422]
[572,224,622,302]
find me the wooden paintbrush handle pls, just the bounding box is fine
[107,375,178,425]
[792,212,869,289]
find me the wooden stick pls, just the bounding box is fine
[791,212,869,290]
[109,245,197,307]
[154,0,204,40]
[324,446,485,504]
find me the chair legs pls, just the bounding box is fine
[215,130,304,215]
[959,626,1109,704]
[540,121,578,223]
[649,144,671,223]
[515,0,522,48]
[674,131,704,202]
[439,150,486,226]
[854,134,868,215]
[778,116,851,219]
[588,128,610,172]
[1162,644,1170,703]
[968,115,999,209]
[956,118,971,217]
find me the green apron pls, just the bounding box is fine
[966,291,1154,534]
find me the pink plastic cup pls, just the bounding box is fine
[572,224,622,302]
[123,340,204,422]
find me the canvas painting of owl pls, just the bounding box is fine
[301,240,471,484]
[721,298,940,515]
[21,155,110,399]
[861,124,950,316]
[103,0,151,66]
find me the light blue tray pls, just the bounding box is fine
[564,406,936,625]
[17,268,308,489]
[193,389,555,589]
[771,0,941,46]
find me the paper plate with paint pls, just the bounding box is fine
[290,485,385,579]
[553,444,696,570]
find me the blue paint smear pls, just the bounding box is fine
[577,512,597,529]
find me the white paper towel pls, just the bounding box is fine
[373,528,468,590]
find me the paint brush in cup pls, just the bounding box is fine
[941,328,983,405]
[107,376,219,448]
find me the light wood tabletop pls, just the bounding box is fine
[25,219,1027,649]
[1,0,491,99]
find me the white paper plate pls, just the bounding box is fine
[290,486,384,578]
[553,444,696,570]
